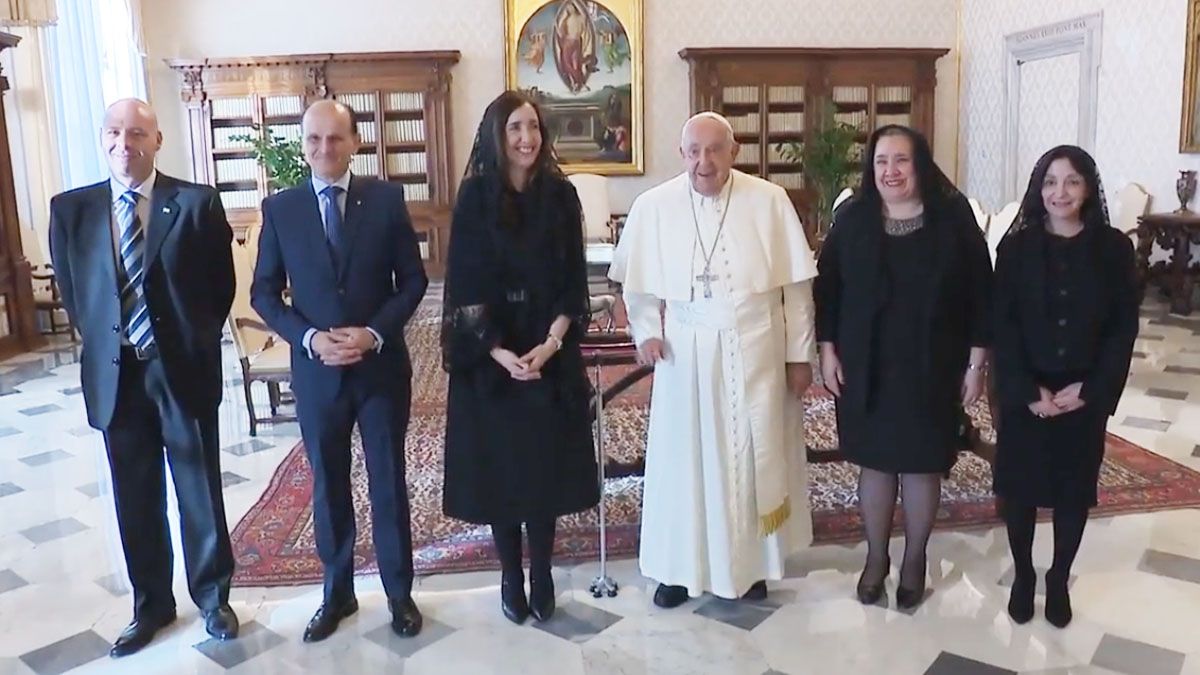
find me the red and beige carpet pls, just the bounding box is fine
[230,302,1200,587]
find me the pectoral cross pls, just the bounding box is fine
[696,267,718,299]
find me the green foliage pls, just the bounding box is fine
[229,124,309,190]
[775,102,860,238]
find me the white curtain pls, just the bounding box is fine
[43,0,145,189]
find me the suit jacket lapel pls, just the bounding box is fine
[144,175,182,271]
[338,176,366,281]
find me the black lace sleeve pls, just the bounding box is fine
[441,178,502,372]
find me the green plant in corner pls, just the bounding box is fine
[229,124,309,191]
[775,103,859,241]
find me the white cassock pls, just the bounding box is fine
[609,169,818,599]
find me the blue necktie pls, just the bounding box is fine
[116,191,154,349]
[321,184,345,262]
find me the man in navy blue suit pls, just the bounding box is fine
[251,100,428,641]
[49,99,239,657]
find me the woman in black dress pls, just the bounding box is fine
[814,125,992,609]
[993,145,1138,628]
[440,91,599,624]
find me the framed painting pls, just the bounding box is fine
[504,0,644,174]
[1182,0,1200,152]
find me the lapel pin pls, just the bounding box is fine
[162,207,171,214]
[355,200,362,206]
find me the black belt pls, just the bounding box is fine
[121,343,159,361]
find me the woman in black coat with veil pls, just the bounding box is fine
[993,145,1138,628]
[440,91,599,625]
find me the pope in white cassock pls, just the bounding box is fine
[608,112,818,608]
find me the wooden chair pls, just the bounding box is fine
[228,241,294,436]
[30,264,76,341]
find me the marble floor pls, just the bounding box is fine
[3,299,1200,675]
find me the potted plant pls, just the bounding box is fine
[775,103,859,243]
[230,124,309,191]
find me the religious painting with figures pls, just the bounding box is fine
[505,0,644,174]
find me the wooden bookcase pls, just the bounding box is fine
[679,47,948,238]
[167,51,460,277]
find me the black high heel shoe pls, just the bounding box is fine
[501,574,530,625]
[855,556,890,605]
[529,572,555,622]
[1044,571,1072,628]
[1007,571,1036,624]
[896,557,927,610]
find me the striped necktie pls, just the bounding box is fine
[116,190,154,350]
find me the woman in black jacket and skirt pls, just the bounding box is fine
[815,125,992,609]
[993,145,1138,628]
[440,91,599,624]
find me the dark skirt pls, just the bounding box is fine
[992,373,1107,508]
[442,364,600,525]
[836,226,960,475]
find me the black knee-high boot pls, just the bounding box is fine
[526,519,557,622]
[492,523,529,624]
[1002,500,1037,624]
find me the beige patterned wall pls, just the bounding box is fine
[141,0,958,211]
[1017,53,1080,187]
[960,0,1200,213]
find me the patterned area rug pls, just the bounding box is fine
[230,302,1200,586]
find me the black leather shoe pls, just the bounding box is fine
[1044,572,1072,628]
[1007,572,1036,624]
[302,598,358,643]
[389,596,423,637]
[529,574,555,622]
[652,584,689,609]
[855,556,890,605]
[501,576,530,625]
[204,605,239,640]
[741,581,768,601]
[109,610,176,658]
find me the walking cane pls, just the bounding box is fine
[589,359,619,598]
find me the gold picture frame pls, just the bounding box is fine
[1182,0,1200,152]
[504,0,644,175]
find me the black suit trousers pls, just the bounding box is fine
[296,367,414,604]
[102,352,234,618]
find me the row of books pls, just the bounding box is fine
[834,111,870,131]
[768,142,801,162]
[387,152,428,175]
[211,98,255,120]
[737,143,760,163]
[876,86,913,104]
[876,113,913,128]
[726,113,759,134]
[832,86,870,104]
[215,158,259,183]
[384,92,425,112]
[219,190,260,210]
[386,120,426,144]
[263,95,304,118]
[266,123,301,141]
[402,183,430,202]
[768,86,805,104]
[770,173,805,189]
[350,154,381,176]
[722,86,759,104]
[212,126,255,150]
[768,112,804,132]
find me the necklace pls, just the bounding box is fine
[687,174,735,300]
